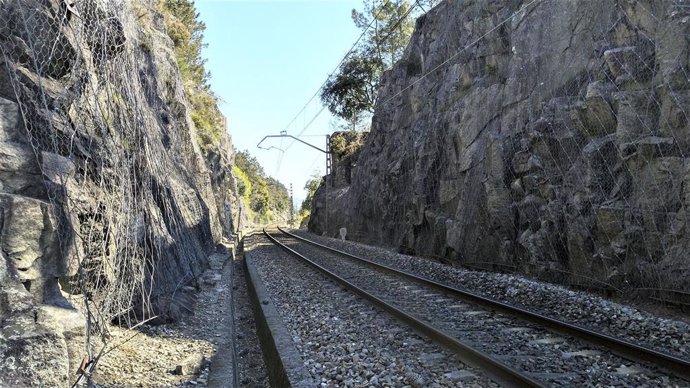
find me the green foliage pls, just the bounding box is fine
[189,89,224,148]
[234,150,291,224]
[351,0,415,67]
[295,172,323,226]
[330,131,367,157]
[321,0,419,128]
[321,54,383,127]
[234,150,265,180]
[301,173,321,211]
[159,0,224,152]
[232,165,252,204]
[266,177,291,212]
[160,0,207,86]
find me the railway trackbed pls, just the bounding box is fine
[265,227,690,387]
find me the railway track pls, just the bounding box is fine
[248,232,500,387]
[265,228,690,387]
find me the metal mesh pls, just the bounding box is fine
[0,0,215,378]
[317,0,690,304]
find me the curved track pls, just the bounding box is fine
[266,227,690,387]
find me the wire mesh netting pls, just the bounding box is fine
[313,0,690,305]
[0,0,223,378]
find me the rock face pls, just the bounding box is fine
[329,131,368,188]
[0,0,239,385]
[310,0,690,294]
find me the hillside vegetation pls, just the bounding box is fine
[234,150,291,224]
[320,0,440,131]
[160,0,290,226]
[296,173,322,227]
[159,0,225,152]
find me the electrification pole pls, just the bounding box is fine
[256,132,332,178]
[289,183,294,226]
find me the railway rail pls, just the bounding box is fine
[248,232,501,386]
[264,227,690,387]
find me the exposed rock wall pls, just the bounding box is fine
[329,131,368,188]
[311,0,690,294]
[205,117,245,235]
[0,0,239,385]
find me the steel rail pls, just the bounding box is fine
[263,229,544,388]
[276,227,690,382]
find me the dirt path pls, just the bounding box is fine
[89,241,268,388]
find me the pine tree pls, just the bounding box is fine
[352,0,415,67]
[320,0,439,130]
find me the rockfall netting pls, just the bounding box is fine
[311,0,690,306]
[0,0,220,379]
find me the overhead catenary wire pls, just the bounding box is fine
[289,104,328,142]
[275,0,546,210]
[284,0,534,153]
[314,0,690,299]
[282,0,424,155]
[280,0,395,136]
[373,0,421,62]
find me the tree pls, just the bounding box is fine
[234,151,266,180]
[234,150,291,223]
[266,177,290,212]
[321,53,383,130]
[295,172,323,226]
[301,173,322,212]
[352,0,415,67]
[321,0,430,129]
[161,0,209,86]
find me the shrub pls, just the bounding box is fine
[158,0,224,153]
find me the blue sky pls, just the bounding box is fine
[196,0,361,204]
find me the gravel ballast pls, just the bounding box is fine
[246,233,499,387]
[222,247,269,387]
[89,241,269,388]
[291,229,690,363]
[275,232,688,386]
[92,247,233,387]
